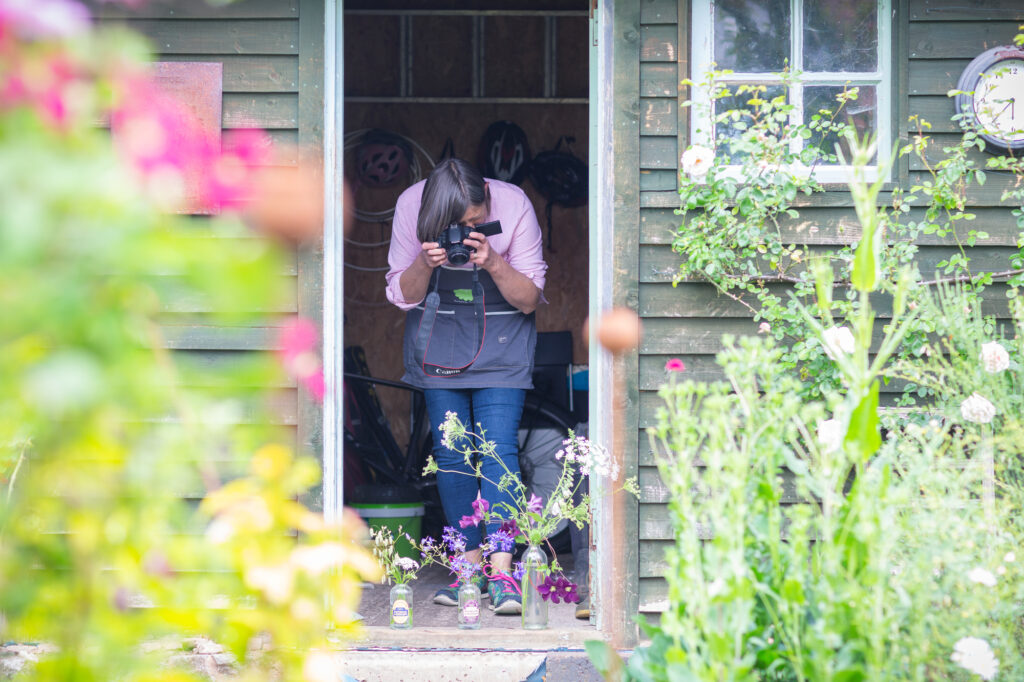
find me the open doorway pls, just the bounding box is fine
[338,0,593,637]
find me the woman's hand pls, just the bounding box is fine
[464,232,499,271]
[419,241,448,268]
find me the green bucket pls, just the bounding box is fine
[349,485,424,560]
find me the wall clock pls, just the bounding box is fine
[955,45,1024,154]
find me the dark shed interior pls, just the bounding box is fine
[342,0,591,454]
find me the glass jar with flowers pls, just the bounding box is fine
[424,412,638,629]
[418,529,485,629]
[371,526,421,629]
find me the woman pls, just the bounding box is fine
[385,158,547,615]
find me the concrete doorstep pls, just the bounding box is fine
[335,649,606,682]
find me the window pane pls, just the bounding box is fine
[713,0,790,73]
[714,84,788,163]
[803,0,878,72]
[804,85,877,164]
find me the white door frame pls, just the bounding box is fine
[321,0,621,639]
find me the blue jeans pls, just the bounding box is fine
[424,387,525,551]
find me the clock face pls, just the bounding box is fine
[972,58,1024,143]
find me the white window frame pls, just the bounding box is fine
[690,0,892,184]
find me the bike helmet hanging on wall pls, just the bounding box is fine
[354,128,414,189]
[527,135,587,251]
[477,120,531,186]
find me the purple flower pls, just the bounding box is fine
[451,556,479,584]
[537,574,558,602]
[526,494,543,514]
[489,528,515,553]
[557,576,581,604]
[442,526,467,554]
[512,561,525,582]
[459,496,490,528]
[499,519,519,538]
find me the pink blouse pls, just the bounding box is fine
[385,179,548,311]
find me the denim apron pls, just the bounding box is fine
[401,265,536,389]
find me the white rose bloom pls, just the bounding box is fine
[980,341,1010,373]
[681,145,714,179]
[816,419,843,454]
[960,392,996,424]
[951,637,999,681]
[822,326,856,360]
[967,566,997,587]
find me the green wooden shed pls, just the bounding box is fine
[99,0,1024,647]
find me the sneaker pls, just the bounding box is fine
[488,573,522,615]
[432,572,488,606]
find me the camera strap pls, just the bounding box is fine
[413,265,486,377]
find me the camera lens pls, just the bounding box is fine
[446,244,472,265]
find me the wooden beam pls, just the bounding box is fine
[298,0,326,467]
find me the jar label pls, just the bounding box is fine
[462,599,480,623]
[392,599,410,624]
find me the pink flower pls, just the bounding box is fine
[206,128,272,210]
[0,0,90,40]
[278,318,325,403]
[665,358,686,372]
[526,494,543,514]
[110,77,270,213]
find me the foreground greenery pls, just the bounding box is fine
[1,6,376,681]
[589,50,1024,679]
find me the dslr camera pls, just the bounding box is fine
[437,220,502,266]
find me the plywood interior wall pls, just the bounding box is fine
[343,5,590,446]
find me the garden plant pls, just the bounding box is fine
[588,39,1024,681]
[0,2,378,680]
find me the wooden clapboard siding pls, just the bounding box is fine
[635,0,684,614]
[632,0,1024,613]
[91,2,320,453]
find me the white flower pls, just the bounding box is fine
[1004,552,1016,564]
[816,419,843,454]
[303,650,338,682]
[980,341,1010,373]
[205,517,235,545]
[681,145,714,179]
[822,326,856,360]
[951,637,999,681]
[244,563,294,604]
[290,542,347,576]
[960,392,996,424]
[967,567,997,587]
[395,557,420,573]
[758,322,771,334]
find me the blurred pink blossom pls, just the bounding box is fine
[665,358,686,372]
[0,0,90,40]
[110,76,270,212]
[278,318,325,402]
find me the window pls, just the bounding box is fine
[690,0,892,182]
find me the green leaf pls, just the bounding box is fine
[844,381,881,464]
[585,640,625,679]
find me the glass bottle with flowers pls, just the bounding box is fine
[424,412,639,629]
[419,528,485,629]
[371,526,421,629]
